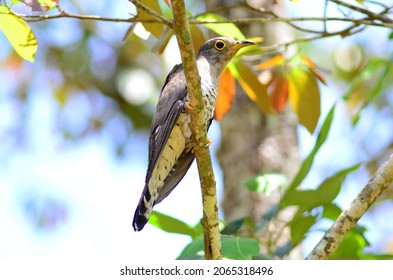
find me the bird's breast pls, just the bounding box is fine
[200,78,218,125]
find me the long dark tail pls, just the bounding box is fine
[133,204,148,231]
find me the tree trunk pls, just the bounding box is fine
[208,0,299,232]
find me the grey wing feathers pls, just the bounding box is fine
[145,64,188,183]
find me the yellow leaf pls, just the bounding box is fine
[137,0,163,38]
[230,62,273,114]
[288,68,321,133]
[190,25,205,54]
[255,55,285,70]
[0,6,37,62]
[197,13,245,40]
[151,26,173,53]
[215,67,235,121]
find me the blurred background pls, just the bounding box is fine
[1,0,393,260]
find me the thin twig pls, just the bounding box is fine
[328,0,393,23]
[4,8,393,29]
[306,154,393,260]
[128,0,173,28]
[189,17,393,29]
[323,0,328,33]
[261,21,366,52]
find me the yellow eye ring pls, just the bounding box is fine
[214,40,226,51]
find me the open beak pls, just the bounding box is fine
[234,40,255,50]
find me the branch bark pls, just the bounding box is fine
[129,0,173,28]
[171,0,222,260]
[306,154,393,260]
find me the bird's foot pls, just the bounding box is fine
[185,102,194,111]
[191,139,211,153]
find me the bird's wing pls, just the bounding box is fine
[145,63,188,183]
[155,151,195,204]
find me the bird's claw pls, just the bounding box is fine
[185,102,194,111]
[191,139,212,153]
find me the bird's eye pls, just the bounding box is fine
[214,40,226,51]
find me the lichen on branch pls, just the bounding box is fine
[306,154,393,260]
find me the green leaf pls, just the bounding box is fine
[287,105,335,191]
[252,254,275,260]
[148,211,201,239]
[196,13,245,40]
[288,68,321,133]
[289,214,317,245]
[221,235,260,260]
[178,235,260,260]
[322,203,342,220]
[389,31,393,40]
[221,218,246,235]
[343,57,393,125]
[0,6,37,62]
[330,227,368,259]
[362,254,393,260]
[244,173,287,194]
[177,237,204,260]
[274,242,292,258]
[369,58,393,101]
[282,163,360,211]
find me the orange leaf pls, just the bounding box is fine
[255,55,285,70]
[214,68,236,120]
[301,55,328,85]
[230,62,273,114]
[288,68,321,133]
[270,72,289,112]
[300,55,316,69]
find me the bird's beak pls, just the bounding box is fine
[233,40,255,50]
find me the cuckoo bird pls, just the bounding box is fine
[133,37,254,231]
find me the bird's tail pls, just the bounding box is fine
[133,182,155,231]
[133,204,149,231]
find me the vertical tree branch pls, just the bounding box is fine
[306,154,393,260]
[171,0,222,260]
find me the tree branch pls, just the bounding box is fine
[328,0,393,23]
[128,0,173,28]
[306,154,393,260]
[170,0,222,260]
[260,22,366,52]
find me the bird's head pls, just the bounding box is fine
[197,37,255,74]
